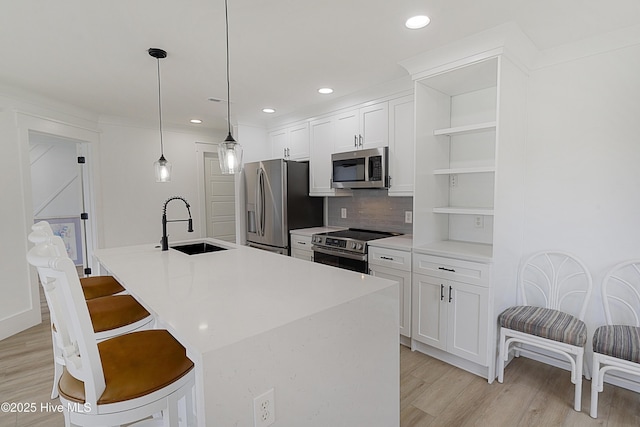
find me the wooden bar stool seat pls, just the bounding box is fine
[59,329,194,405]
[87,295,151,335]
[80,275,126,300]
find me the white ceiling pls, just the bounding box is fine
[1,0,639,131]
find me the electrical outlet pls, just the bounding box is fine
[253,388,275,427]
[341,208,347,219]
[450,174,458,188]
[405,211,413,224]
[474,216,484,228]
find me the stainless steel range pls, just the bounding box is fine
[311,228,400,273]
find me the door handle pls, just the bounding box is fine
[438,267,456,273]
[358,134,363,147]
[380,256,394,261]
[440,284,444,301]
[354,135,357,148]
[449,285,453,303]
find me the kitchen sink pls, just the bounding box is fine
[171,242,227,255]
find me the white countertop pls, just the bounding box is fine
[368,234,413,251]
[413,240,493,263]
[94,238,397,356]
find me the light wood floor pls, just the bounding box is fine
[1,292,638,426]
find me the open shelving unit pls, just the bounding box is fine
[413,57,500,258]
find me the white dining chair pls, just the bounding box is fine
[27,238,196,426]
[591,259,640,418]
[29,229,154,399]
[497,251,593,411]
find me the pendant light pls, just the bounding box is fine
[149,47,172,182]
[218,0,243,175]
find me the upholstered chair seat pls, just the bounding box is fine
[592,325,640,364]
[499,306,588,347]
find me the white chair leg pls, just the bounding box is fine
[185,386,196,426]
[590,354,600,418]
[498,329,506,383]
[51,330,62,399]
[573,351,583,411]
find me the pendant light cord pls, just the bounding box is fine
[225,0,232,137]
[156,57,164,156]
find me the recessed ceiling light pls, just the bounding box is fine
[190,119,203,124]
[405,15,430,29]
[318,87,334,94]
[262,108,276,114]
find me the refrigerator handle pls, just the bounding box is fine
[255,168,262,236]
[257,167,266,236]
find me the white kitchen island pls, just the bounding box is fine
[94,238,399,427]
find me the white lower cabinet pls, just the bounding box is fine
[369,246,411,338]
[412,253,490,366]
[290,232,313,261]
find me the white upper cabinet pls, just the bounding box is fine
[333,102,389,153]
[388,95,414,196]
[269,122,309,160]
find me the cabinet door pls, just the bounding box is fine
[270,129,288,159]
[288,122,310,160]
[412,273,447,350]
[334,109,360,153]
[447,280,489,365]
[360,102,388,150]
[370,265,411,338]
[309,117,335,196]
[388,96,414,196]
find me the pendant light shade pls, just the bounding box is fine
[149,47,171,182]
[154,154,172,182]
[219,133,243,175]
[218,0,243,175]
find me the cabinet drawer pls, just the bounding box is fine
[291,248,313,262]
[413,253,489,287]
[369,246,411,271]
[290,234,312,250]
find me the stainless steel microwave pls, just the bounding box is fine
[331,147,389,189]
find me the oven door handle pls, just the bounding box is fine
[311,245,367,262]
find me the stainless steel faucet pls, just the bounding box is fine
[161,196,193,251]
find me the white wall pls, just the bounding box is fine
[97,119,226,248]
[524,42,640,334]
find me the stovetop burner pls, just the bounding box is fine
[320,228,399,241]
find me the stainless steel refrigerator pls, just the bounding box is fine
[245,159,323,255]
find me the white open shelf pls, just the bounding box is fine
[433,121,496,136]
[433,207,494,215]
[433,166,495,175]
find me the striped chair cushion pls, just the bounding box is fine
[593,325,640,363]
[499,305,588,346]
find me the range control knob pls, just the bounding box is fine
[357,243,363,250]
[350,242,357,249]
